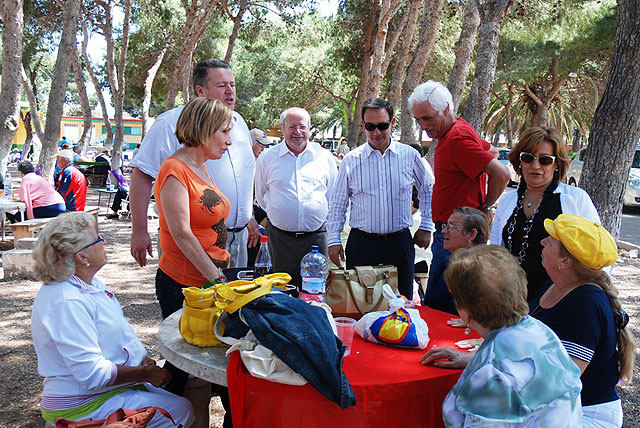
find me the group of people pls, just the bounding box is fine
[28,56,635,428]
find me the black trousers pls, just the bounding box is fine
[155,268,233,427]
[345,228,415,298]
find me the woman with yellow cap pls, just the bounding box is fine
[535,214,636,428]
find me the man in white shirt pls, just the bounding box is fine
[326,97,434,299]
[255,107,338,287]
[129,59,259,268]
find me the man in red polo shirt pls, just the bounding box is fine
[409,80,510,312]
[55,149,87,211]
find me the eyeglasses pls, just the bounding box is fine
[442,222,462,232]
[519,152,556,166]
[363,122,391,132]
[80,234,105,251]
[287,125,308,131]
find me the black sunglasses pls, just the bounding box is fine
[519,152,556,166]
[363,121,391,132]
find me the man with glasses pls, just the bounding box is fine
[327,98,434,299]
[408,80,510,308]
[255,107,337,287]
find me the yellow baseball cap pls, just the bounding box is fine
[543,214,617,270]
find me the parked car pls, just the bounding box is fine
[498,148,520,186]
[566,146,640,207]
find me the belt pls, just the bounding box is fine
[227,224,248,233]
[271,224,325,238]
[352,228,408,241]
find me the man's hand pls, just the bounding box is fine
[413,230,432,249]
[328,244,345,268]
[131,229,153,267]
[144,365,172,387]
[247,218,260,248]
[480,206,495,225]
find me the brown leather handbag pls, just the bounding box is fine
[325,265,398,319]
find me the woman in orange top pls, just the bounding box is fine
[154,97,232,395]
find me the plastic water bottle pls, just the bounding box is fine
[300,245,328,302]
[254,235,273,278]
[106,174,114,191]
[4,172,12,199]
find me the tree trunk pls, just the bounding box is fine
[165,0,225,110]
[462,0,512,133]
[72,49,93,153]
[20,111,33,161]
[399,0,445,146]
[81,20,113,147]
[522,56,566,128]
[0,0,24,176]
[386,0,422,110]
[447,0,480,113]
[20,64,45,143]
[39,0,80,180]
[579,0,640,240]
[224,0,247,63]
[142,33,174,140]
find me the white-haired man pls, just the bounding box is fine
[408,80,510,312]
[255,107,337,287]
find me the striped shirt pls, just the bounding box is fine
[327,140,434,246]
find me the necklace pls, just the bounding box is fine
[506,191,544,264]
[185,151,214,187]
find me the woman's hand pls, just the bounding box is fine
[420,346,473,369]
[447,318,466,328]
[143,365,172,388]
[455,338,483,351]
[115,359,172,387]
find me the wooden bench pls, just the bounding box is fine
[77,161,110,187]
[8,206,100,244]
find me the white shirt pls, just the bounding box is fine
[130,107,255,229]
[255,141,337,232]
[31,277,146,398]
[327,140,435,247]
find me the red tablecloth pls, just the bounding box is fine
[227,306,480,428]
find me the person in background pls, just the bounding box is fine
[31,212,194,427]
[409,80,510,310]
[421,245,583,427]
[336,138,350,156]
[106,169,130,220]
[490,127,599,309]
[250,128,273,158]
[327,97,434,299]
[535,214,635,428]
[58,136,67,147]
[54,150,87,212]
[130,59,258,270]
[255,107,337,287]
[154,97,232,400]
[423,207,488,314]
[6,160,66,222]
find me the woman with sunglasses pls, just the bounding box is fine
[31,212,194,427]
[490,127,599,309]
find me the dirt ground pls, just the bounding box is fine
[0,186,639,427]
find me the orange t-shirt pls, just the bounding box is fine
[156,157,230,287]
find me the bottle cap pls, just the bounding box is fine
[260,235,268,243]
[311,245,319,252]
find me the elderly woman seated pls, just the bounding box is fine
[535,214,636,428]
[421,245,583,427]
[422,207,488,314]
[31,212,194,427]
[6,160,66,223]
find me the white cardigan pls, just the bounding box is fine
[490,182,601,246]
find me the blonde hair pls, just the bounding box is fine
[445,245,529,330]
[33,212,97,283]
[561,246,636,383]
[175,97,232,148]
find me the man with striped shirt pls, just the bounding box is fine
[327,98,434,298]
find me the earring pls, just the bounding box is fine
[464,326,470,335]
[86,263,91,267]
[557,263,562,270]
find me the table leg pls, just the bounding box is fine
[98,192,103,213]
[1,212,5,242]
[107,193,114,214]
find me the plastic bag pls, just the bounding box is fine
[354,284,429,349]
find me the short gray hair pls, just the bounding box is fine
[408,80,455,116]
[33,212,97,284]
[280,107,311,129]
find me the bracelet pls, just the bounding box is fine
[203,272,227,289]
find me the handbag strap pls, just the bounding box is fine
[223,280,272,314]
[104,407,180,428]
[344,268,388,315]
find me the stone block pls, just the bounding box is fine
[16,237,38,250]
[3,249,36,280]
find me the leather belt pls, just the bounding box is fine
[353,228,408,241]
[271,224,325,238]
[227,224,248,233]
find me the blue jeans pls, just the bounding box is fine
[423,230,451,308]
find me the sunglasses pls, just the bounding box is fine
[363,122,391,132]
[519,152,556,166]
[80,234,105,251]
